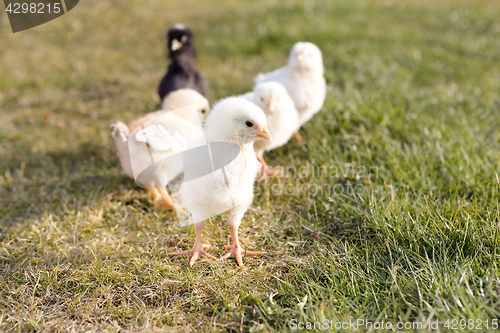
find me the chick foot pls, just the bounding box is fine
[168,221,215,266]
[257,155,281,180]
[220,243,266,267]
[264,166,282,177]
[219,223,266,266]
[168,243,216,266]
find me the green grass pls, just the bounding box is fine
[1,0,500,331]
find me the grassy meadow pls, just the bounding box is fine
[1,0,500,331]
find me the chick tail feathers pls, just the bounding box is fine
[110,120,134,179]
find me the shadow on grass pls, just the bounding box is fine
[0,141,137,224]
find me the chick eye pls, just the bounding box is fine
[245,121,254,127]
[260,97,264,101]
[201,109,206,114]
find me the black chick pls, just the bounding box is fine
[157,24,208,101]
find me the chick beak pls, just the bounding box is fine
[257,125,272,141]
[297,52,305,62]
[266,96,275,110]
[171,39,182,51]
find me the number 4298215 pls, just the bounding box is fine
[6,2,61,14]
[444,319,498,330]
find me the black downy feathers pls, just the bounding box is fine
[157,24,208,101]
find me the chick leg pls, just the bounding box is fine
[293,131,303,143]
[257,154,281,179]
[149,189,161,202]
[158,188,175,208]
[220,221,266,267]
[153,162,175,208]
[256,154,268,178]
[168,220,216,266]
